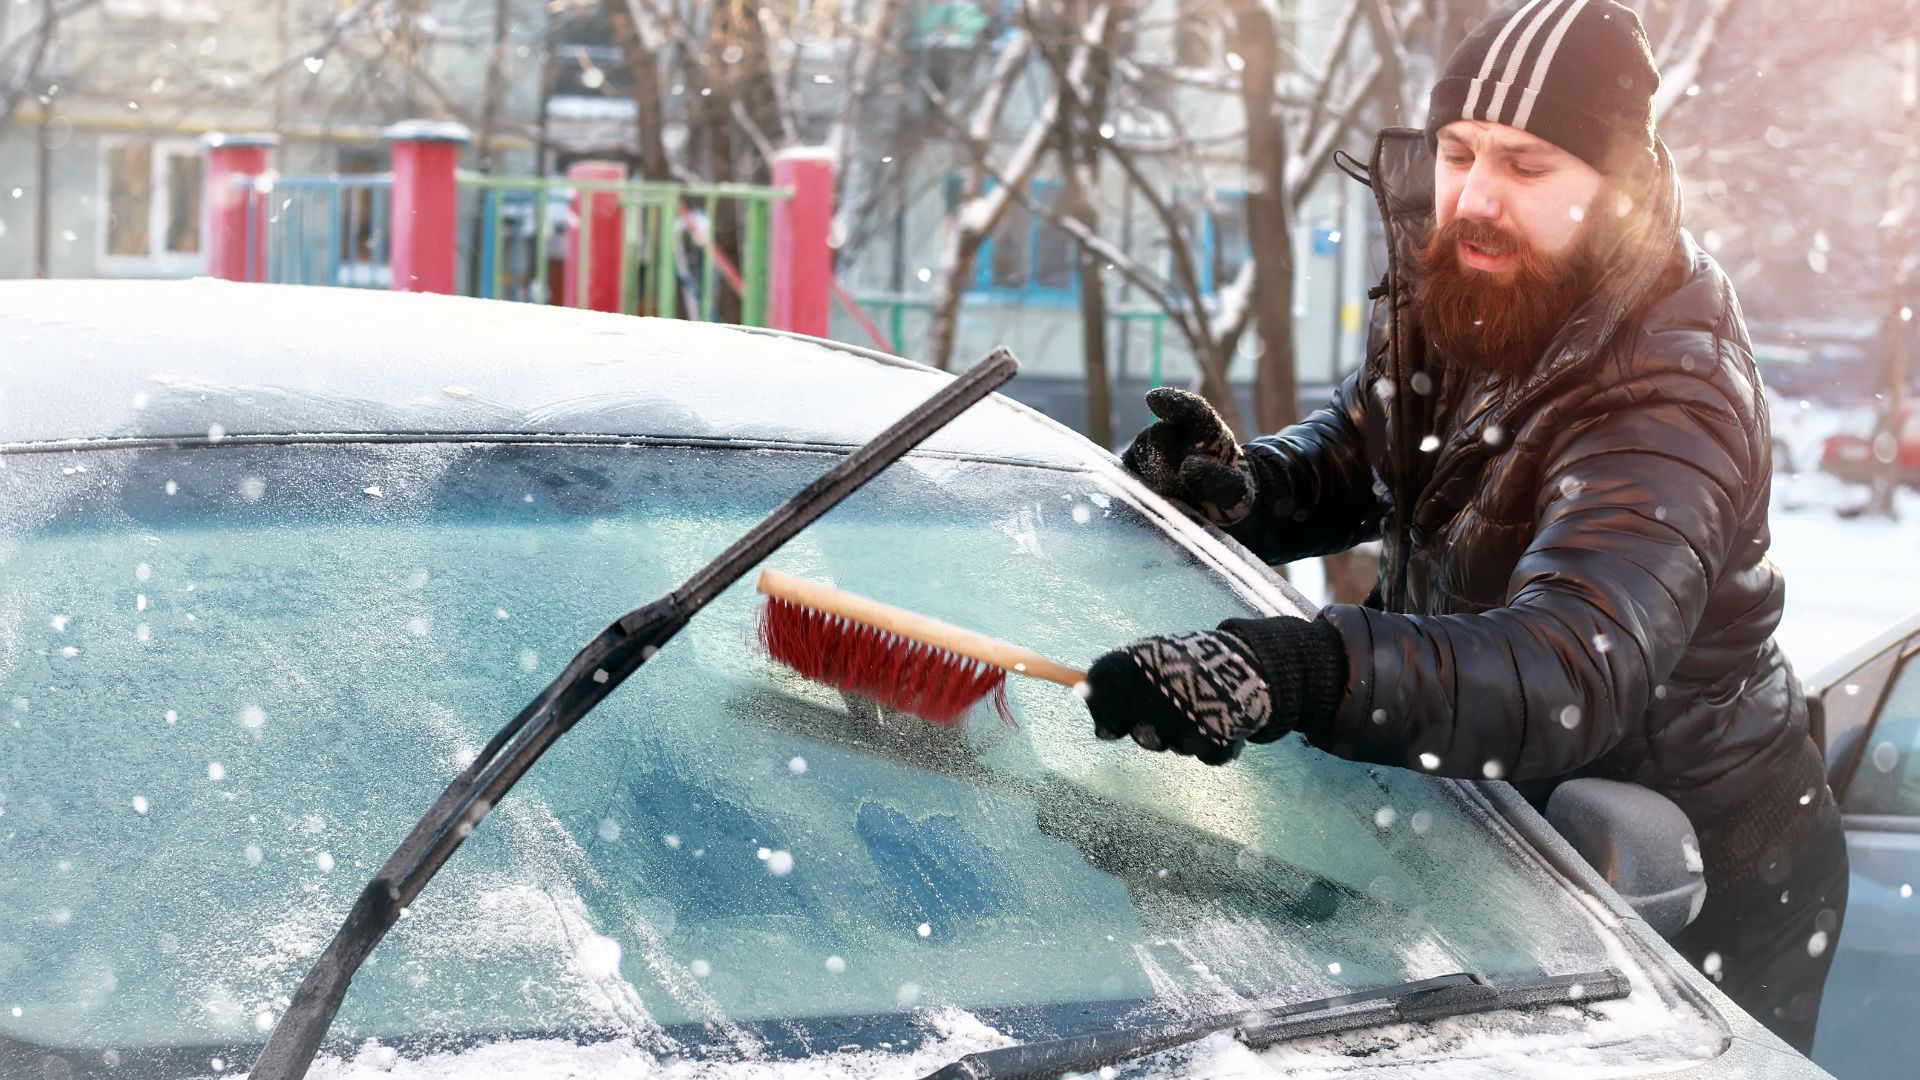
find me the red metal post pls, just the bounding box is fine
[384,120,470,294]
[769,148,835,337]
[562,160,628,312]
[201,132,277,282]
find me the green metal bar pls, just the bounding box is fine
[575,189,592,309]
[653,198,677,319]
[327,185,342,287]
[890,299,904,356]
[700,193,718,322]
[488,189,506,300]
[618,192,639,316]
[532,186,552,304]
[1150,315,1165,389]
[741,196,770,327]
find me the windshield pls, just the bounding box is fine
[0,441,1611,1070]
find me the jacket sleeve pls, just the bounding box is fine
[1224,365,1384,564]
[1300,365,1755,781]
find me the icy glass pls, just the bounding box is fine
[0,442,1609,1061]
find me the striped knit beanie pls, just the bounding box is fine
[1426,0,1660,175]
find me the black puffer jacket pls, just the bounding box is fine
[1227,128,1827,887]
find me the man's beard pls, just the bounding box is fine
[1414,215,1594,382]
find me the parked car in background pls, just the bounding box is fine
[0,281,1829,1079]
[1818,402,1920,488]
[1805,613,1920,1080]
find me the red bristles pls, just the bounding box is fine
[758,597,1015,727]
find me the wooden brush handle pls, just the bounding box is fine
[755,568,1088,688]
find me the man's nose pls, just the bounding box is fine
[1454,163,1502,222]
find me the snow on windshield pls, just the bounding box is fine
[0,440,1652,1075]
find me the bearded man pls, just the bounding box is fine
[1083,0,1846,1054]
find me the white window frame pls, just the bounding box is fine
[96,136,208,275]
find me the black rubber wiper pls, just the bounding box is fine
[248,349,1020,1080]
[919,967,1629,1080]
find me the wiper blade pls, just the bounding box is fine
[249,349,1021,1080]
[918,967,1629,1080]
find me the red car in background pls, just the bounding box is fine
[1820,402,1920,487]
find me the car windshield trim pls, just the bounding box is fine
[0,431,1089,472]
[917,967,1631,1080]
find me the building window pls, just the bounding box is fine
[1178,189,1249,295]
[978,178,1075,300]
[100,139,203,271]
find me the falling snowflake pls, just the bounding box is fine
[824,955,847,974]
[691,959,712,977]
[917,923,932,938]
[766,850,794,876]
[208,762,226,781]
[132,795,150,815]
[315,852,334,872]
[788,756,808,775]
[598,818,621,842]
[1373,806,1397,829]
[1417,752,1440,770]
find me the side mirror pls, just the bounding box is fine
[1546,778,1706,939]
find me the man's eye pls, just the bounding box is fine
[1444,154,1472,166]
[1512,164,1546,178]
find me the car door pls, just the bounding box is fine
[1809,620,1920,1080]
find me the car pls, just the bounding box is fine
[1817,402,1920,488]
[0,280,1828,1079]
[1804,612,1920,1080]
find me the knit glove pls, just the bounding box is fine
[1120,387,1258,527]
[1085,616,1347,765]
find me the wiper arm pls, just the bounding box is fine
[249,349,1020,1080]
[918,967,1629,1080]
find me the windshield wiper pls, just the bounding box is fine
[918,967,1629,1080]
[248,349,1020,1080]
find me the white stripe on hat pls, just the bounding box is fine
[1463,0,1560,121]
[1486,0,1577,124]
[1512,0,1597,130]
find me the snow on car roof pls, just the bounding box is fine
[0,280,1097,469]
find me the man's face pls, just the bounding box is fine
[1432,119,1603,270]
[1417,120,1608,378]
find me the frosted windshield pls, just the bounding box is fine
[0,442,1609,1070]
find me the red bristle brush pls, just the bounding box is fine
[755,568,1087,726]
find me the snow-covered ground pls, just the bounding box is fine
[1286,394,1920,681]
[1766,470,1920,678]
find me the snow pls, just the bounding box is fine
[1767,467,1920,677]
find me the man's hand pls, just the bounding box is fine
[1120,387,1257,526]
[1084,617,1349,766]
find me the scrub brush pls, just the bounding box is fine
[755,568,1087,726]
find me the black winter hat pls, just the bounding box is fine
[1426,0,1660,175]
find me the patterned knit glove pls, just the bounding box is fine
[1120,387,1258,527]
[1085,617,1347,765]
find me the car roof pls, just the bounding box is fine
[0,280,1098,469]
